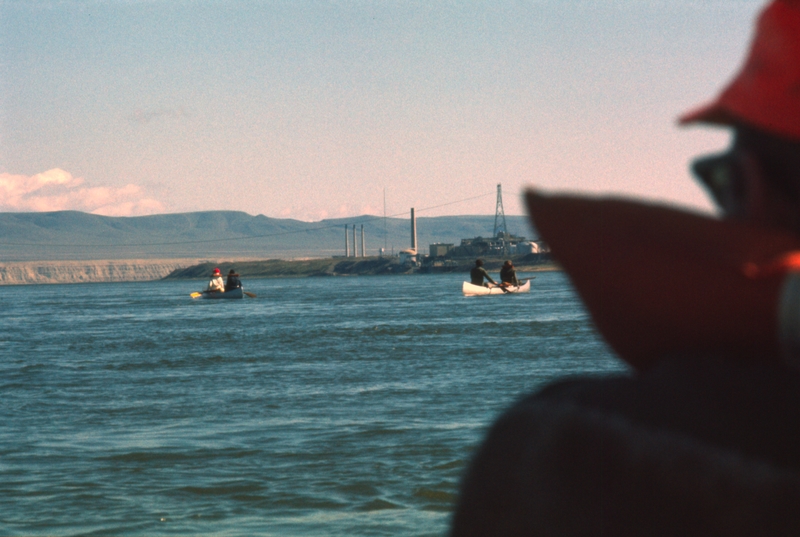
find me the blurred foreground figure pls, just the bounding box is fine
[451,2,800,535]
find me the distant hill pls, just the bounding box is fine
[0,210,537,261]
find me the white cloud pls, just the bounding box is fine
[0,169,165,216]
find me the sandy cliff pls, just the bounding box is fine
[0,259,201,285]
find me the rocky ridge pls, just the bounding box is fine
[0,259,201,285]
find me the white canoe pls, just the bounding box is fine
[462,280,531,296]
[193,288,245,299]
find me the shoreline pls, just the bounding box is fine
[162,255,557,280]
[0,259,202,286]
[0,256,558,286]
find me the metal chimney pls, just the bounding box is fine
[410,208,417,252]
[353,224,358,258]
[361,225,365,257]
[345,224,350,257]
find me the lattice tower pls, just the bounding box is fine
[493,184,508,238]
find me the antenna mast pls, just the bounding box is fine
[384,188,387,251]
[493,183,508,238]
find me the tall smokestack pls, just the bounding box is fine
[345,225,350,257]
[353,224,358,258]
[410,208,417,252]
[361,225,365,257]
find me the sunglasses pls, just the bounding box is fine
[691,151,747,216]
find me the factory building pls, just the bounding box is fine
[425,184,549,260]
[429,243,454,258]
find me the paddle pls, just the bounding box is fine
[496,276,534,293]
[189,290,221,298]
[490,282,510,293]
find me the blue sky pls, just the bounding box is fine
[1,0,764,220]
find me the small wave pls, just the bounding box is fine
[103,447,261,464]
[178,481,265,496]
[421,502,454,512]
[354,427,408,438]
[413,486,457,506]
[105,451,196,463]
[336,482,380,497]
[432,460,465,471]
[358,498,403,511]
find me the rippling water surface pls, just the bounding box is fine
[0,271,625,536]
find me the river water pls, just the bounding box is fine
[0,271,625,536]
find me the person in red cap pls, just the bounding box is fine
[451,2,800,535]
[680,0,800,231]
[206,267,225,294]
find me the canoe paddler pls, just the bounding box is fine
[225,268,242,292]
[470,258,497,287]
[206,267,225,293]
[499,260,519,287]
[452,2,800,535]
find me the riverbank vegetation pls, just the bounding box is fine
[163,254,557,280]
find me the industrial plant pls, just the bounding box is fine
[337,184,550,269]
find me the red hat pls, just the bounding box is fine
[213,268,221,275]
[679,0,800,141]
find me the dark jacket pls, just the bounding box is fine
[451,358,800,537]
[471,266,496,286]
[500,265,519,286]
[225,275,242,292]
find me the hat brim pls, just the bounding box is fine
[678,102,738,127]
